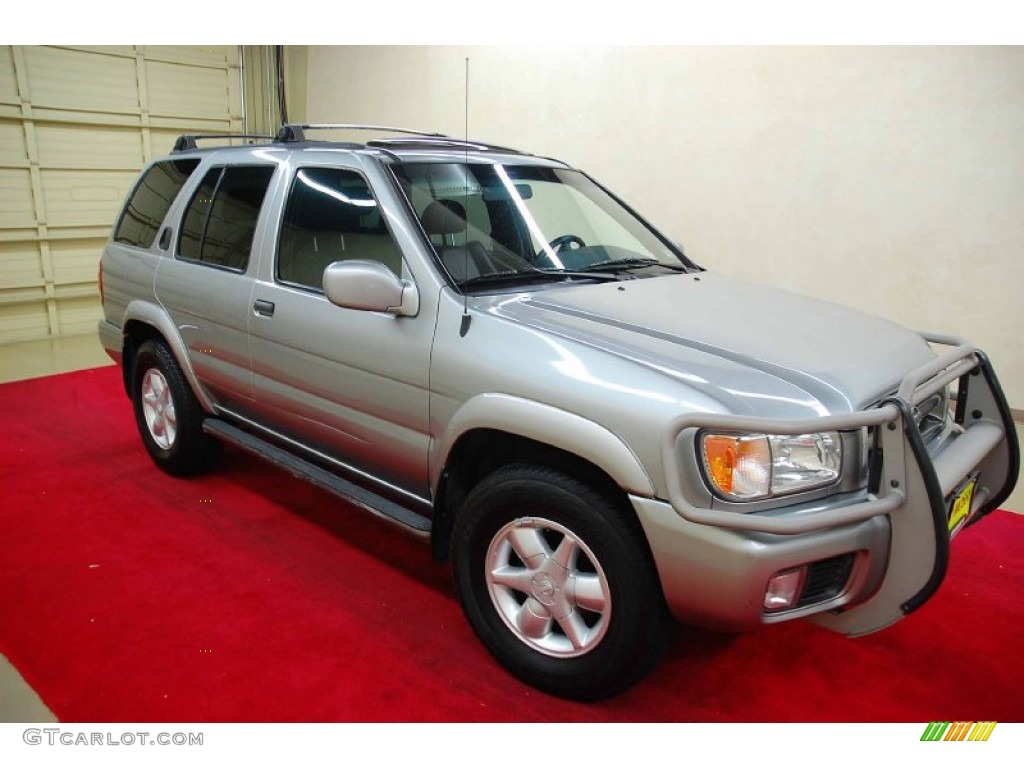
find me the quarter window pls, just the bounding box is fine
[114,159,200,248]
[277,167,404,290]
[177,165,275,271]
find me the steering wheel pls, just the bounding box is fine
[537,234,586,261]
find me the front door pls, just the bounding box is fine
[247,162,433,500]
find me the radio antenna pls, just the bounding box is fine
[459,56,472,338]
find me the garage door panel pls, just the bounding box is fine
[55,295,102,336]
[61,45,138,58]
[50,238,105,285]
[149,125,234,154]
[0,241,43,289]
[147,61,231,119]
[148,115,237,132]
[0,169,36,228]
[227,73,242,119]
[0,48,16,105]
[25,47,140,114]
[0,300,49,344]
[140,45,239,68]
[36,124,144,170]
[0,121,27,166]
[151,129,190,155]
[40,169,137,228]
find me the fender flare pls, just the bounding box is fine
[120,299,217,412]
[432,393,656,497]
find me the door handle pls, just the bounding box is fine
[253,299,275,317]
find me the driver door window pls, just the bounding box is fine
[277,167,404,291]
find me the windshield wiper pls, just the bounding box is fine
[459,268,620,290]
[577,258,689,273]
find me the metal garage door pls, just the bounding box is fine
[0,45,243,344]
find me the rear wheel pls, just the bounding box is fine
[131,339,221,476]
[452,464,670,700]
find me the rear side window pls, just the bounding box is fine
[277,167,404,290]
[177,165,275,272]
[114,159,200,248]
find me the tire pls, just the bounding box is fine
[131,339,221,477]
[452,464,671,700]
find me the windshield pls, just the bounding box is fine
[391,162,692,287]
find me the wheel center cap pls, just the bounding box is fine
[531,573,558,606]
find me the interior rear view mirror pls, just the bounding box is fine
[482,183,533,202]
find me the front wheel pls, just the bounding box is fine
[452,465,671,700]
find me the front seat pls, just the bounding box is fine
[420,199,494,281]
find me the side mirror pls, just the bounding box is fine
[322,260,419,317]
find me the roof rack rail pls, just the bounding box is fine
[367,137,523,154]
[274,123,449,143]
[172,133,274,152]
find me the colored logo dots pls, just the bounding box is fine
[921,722,997,742]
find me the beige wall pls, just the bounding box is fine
[284,46,307,124]
[305,46,1024,406]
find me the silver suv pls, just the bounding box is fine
[98,124,1019,700]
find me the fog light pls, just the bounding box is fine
[764,567,806,612]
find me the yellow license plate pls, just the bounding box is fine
[948,478,977,535]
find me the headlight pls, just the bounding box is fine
[700,432,842,501]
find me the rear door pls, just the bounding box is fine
[154,161,277,412]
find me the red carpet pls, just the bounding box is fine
[1,366,1021,722]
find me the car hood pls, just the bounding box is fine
[477,272,936,417]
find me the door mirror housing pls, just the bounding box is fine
[322,260,419,317]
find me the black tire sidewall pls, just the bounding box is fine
[452,465,667,700]
[131,340,217,476]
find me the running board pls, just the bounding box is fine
[202,418,432,538]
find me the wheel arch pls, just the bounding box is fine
[430,394,656,560]
[119,300,214,412]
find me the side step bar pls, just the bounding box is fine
[202,418,432,538]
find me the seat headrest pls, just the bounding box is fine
[421,199,467,237]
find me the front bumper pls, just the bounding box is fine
[644,332,1019,635]
[631,494,893,631]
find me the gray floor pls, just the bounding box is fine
[0,655,56,723]
[0,333,113,385]
[0,333,1021,721]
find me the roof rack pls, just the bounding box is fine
[274,123,449,143]
[367,136,523,154]
[172,133,275,152]
[169,125,523,156]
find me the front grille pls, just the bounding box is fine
[797,554,855,608]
